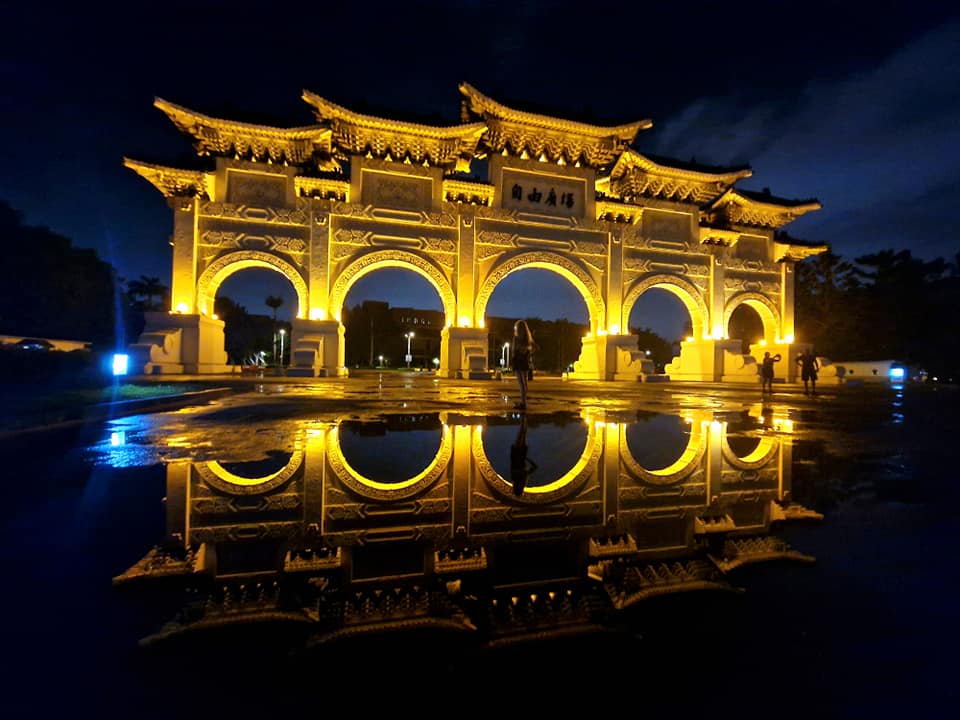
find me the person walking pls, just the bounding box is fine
[512,319,536,410]
[797,349,820,395]
[760,351,781,394]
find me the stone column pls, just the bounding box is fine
[169,197,199,313]
[456,211,477,328]
[309,205,331,321]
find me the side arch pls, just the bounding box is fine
[328,249,456,323]
[724,292,781,341]
[622,274,709,339]
[196,251,308,318]
[475,251,604,331]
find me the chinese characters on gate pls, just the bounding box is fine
[511,183,576,209]
[501,171,585,218]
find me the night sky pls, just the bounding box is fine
[2,1,958,340]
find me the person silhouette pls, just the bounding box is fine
[797,349,820,395]
[512,319,536,410]
[760,351,781,394]
[510,414,537,496]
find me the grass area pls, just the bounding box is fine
[3,381,206,433]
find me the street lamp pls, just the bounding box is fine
[378,354,384,368]
[405,331,415,368]
[502,341,510,368]
[279,328,286,370]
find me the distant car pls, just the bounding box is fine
[14,338,54,351]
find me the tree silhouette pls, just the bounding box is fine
[1,199,117,346]
[126,275,168,312]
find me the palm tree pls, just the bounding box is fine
[265,295,284,322]
[127,275,168,312]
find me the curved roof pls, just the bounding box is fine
[459,83,651,167]
[154,98,337,168]
[302,89,486,171]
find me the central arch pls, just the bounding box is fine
[476,251,604,331]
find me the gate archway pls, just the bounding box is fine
[125,85,825,379]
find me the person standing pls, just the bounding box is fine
[760,351,781,394]
[512,319,535,410]
[797,349,820,395]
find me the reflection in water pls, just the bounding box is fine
[509,414,537,495]
[113,407,822,658]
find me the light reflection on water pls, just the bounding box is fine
[98,406,821,659]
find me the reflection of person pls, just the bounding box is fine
[797,350,820,396]
[510,414,537,496]
[760,351,781,394]
[512,320,536,410]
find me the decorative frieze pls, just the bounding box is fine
[200,202,309,226]
[200,231,307,253]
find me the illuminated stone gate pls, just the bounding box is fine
[126,84,826,380]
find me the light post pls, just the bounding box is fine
[502,341,510,368]
[378,354,384,368]
[405,331,415,368]
[279,328,286,370]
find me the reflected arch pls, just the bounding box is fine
[194,451,304,495]
[622,275,707,340]
[196,251,308,318]
[619,419,706,485]
[473,419,602,503]
[329,250,456,324]
[724,292,781,341]
[326,424,453,500]
[722,432,779,469]
[476,251,603,331]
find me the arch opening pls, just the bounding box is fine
[622,275,708,344]
[214,267,298,366]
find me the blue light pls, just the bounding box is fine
[112,353,129,376]
[889,367,905,380]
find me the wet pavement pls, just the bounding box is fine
[1,372,958,717]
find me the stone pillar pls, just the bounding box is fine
[780,260,796,343]
[456,211,477,329]
[287,318,347,377]
[169,197,199,313]
[707,250,727,340]
[440,326,489,379]
[309,205,331,321]
[606,229,623,333]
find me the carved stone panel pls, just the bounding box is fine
[226,170,288,207]
[360,170,433,211]
[642,209,692,244]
